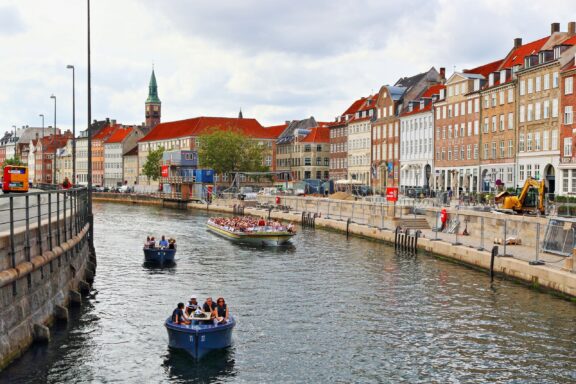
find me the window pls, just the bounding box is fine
[461,146,465,160]
[491,142,497,159]
[520,80,526,95]
[499,91,505,105]
[507,167,513,183]
[535,131,541,151]
[499,114,504,131]
[468,122,472,136]
[508,140,513,157]
[535,102,541,120]
[565,106,574,125]
[572,170,576,193]
[491,94,497,107]
[544,100,550,118]
[316,144,322,152]
[527,164,532,178]
[535,76,541,92]
[474,144,478,159]
[564,137,573,157]
[467,144,471,159]
[483,118,489,133]
[508,88,514,103]
[304,158,311,165]
[564,170,570,193]
[564,76,574,95]
[544,74,550,90]
[500,141,505,158]
[316,157,321,165]
[448,149,452,161]
[474,120,479,135]
[484,96,489,108]
[454,103,459,117]
[520,165,525,181]
[527,133,532,151]
[553,72,559,88]
[528,104,534,121]
[520,105,525,123]
[552,130,559,150]
[492,116,497,132]
[508,112,514,130]
[552,98,559,118]
[453,146,458,160]
[543,130,549,150]
[460,124,465,137]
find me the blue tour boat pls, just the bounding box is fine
[143,246,176,264]
[165,315,236,359]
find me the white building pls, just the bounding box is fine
[399,85,443,190]
[103,126,142,187]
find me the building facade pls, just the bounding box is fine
[517,25,576,195]
[123,146,139,187]
[559,48,576,193]
[104,126,143,187]
[347,95,377,185]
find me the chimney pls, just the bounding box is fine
[551,22,560,34]
[569,21,576,36]
[514,38,522,48]
[439,67,446,81]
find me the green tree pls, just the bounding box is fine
[1,156,24,169]
[142,147,164,183]
[197,129,268,177]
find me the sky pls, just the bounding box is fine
[1,0,576,136]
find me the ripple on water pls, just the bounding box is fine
[1,202,575,384]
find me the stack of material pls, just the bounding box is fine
[329,192,355,200]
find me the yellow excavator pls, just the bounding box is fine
[496,177,545,215]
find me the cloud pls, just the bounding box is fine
[0,5,25,36]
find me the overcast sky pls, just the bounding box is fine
[1,0,575,136]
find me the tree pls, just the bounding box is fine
[142,147,164,183]
[1,156,24,169]
[197,128,268,177]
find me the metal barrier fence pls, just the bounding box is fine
[542,220,576,257]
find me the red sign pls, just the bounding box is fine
[161,165,169,178]
[386,187,398,202]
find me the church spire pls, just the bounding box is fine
[238,108,243,119]
[145,68,161,127]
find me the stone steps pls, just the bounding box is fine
[392,217,430,230]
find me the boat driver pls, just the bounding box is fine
[171,302,191,325]
[185,296,201,316]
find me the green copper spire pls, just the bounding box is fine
[146,69,161,104]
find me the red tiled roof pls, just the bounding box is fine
[105,126,133,144]
[563,35,576,46]
[464,59,504,78]
[357,94,379,112]
[342,98,366,116]
[139,117,275,142]
[300,127,330,143]
[265,123,288,137]
[93,124,118,141]
[37,133,71,152]
[500,37,548,69]
[420,84,445,98]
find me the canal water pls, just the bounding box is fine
[1,202,575,383]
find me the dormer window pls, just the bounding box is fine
[420,100,425,110]
[489,73,495,87]
[473,79,480,91]
[500,69,507,83]
[439,89,445,99]
[554,46,561,60]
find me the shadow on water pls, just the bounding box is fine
[233,242,297,253]
[162,348,236,383]
[142,261,178,273]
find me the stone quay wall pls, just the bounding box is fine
[0,189,95,370]
[92,193,576,299]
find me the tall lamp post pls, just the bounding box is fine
[39,114,44,183]
[50,94,57,184]
[87,0,94,249]
[67,65,76,184]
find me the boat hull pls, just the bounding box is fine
[143,248,176,264]
[165,317,235,359]
[206,223,294,246]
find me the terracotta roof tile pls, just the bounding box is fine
[140,117,277,142]
[93,124,119,141]
[300,127,330,143]
[464,59,504,78]
[500,37,549,69]
[105,127,133,144]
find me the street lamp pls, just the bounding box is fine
[39,114,44,183]
[50,94,57,183]
[67,65,76,184]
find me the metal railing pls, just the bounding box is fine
[0,188,90,295]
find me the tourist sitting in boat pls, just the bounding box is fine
[159,235,169,248]
[149,237,156,249]
[144,236,151,248]
[202,297,217,316]
[185,296,201,316]
[215,297,229,324]
[209,216,289,233]
[168,238,176,249]
[171,302,191,325]
[287,223,296,233]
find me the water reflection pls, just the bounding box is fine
[162,348,236,383]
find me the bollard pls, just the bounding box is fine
[346,218,352,238]
[54,305,69,321]
[33,324,51,343]
[529,222,545,265]
[490,245,498,282]
[414,230,421,252]
[327,200,331,219]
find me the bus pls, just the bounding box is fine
[2,165,29,193]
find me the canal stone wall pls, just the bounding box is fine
[92,194,576,299]
[0,190,95,370]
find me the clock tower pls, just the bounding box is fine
[145,69,161,128]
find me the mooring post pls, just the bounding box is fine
[415,230,421,251]
[394,226,400,250]
[490,245,498,282]
[503,219,507,257]
[346,218,352,238]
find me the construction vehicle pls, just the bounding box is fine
[496,177,545,215]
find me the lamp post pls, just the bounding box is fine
[50,94,57,184]
[67,65,76,184]
[39,114,44,183]
[87,0,94,249]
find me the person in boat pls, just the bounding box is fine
[145,236,150,248]
[171,302,191,325]
[258,217,266,227]
[185,296,201,316]
[215,297,229,324]
[168,238,176,249]
[159,235,169,248]
[203,297,217,317]
[149,237,156,249]
[287,223,296,233]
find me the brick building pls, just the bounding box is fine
[329,99,364,181]
[559,49,576,193]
